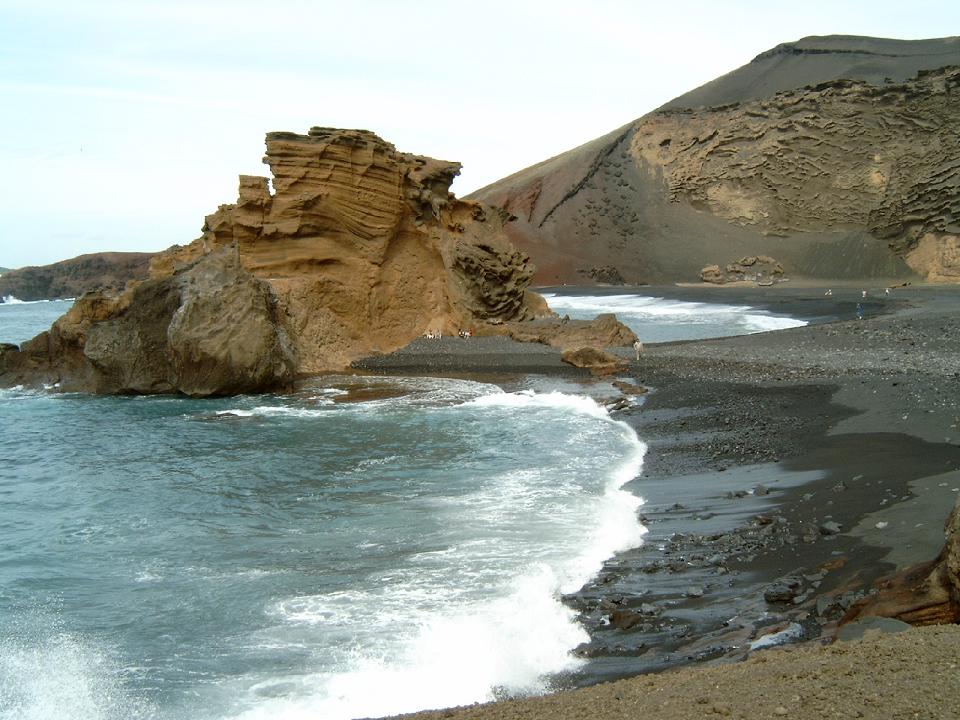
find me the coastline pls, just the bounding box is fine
[355,284,960,720]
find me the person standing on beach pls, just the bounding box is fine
[856,302,864,320]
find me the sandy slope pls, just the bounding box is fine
[390,625,960,720]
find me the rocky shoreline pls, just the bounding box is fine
[358,283,960,720]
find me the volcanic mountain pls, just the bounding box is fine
[469,35,960,285]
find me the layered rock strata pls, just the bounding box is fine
[2,128,633,395]
[470,36,960,284]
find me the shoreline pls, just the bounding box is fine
[354,284,960,720]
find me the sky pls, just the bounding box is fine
[1,0,958,268]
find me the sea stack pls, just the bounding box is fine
[0,129,558,395]
[470,36,960,285]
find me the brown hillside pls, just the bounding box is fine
[0,252,154,301]
[469,35,960,285]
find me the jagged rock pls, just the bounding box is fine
[820,521,843,535]
[499,312,637,351]
[764,576,804,603]
[0,252,154,301]
[4,128,589,393]
[579,265,625,285]
[470,37,960,285]
[612,380,649,395]
[561,347,629,376]
[700,265,725,284]
[608,608,645,631]
[1,249,296,396]
[701,256,785,284]
[145,128,546,374]
[842,496,960,626]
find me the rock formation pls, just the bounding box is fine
[2,249,296,395]
[560,346,628,376]
[470,36,960,285]
[1,128,633,395]
[842,497,960,626]
[151,127,550,374]
[493,312,637,350]
[700,256,785,285]
[0,252,154,301]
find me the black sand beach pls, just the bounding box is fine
[356,284,960,720]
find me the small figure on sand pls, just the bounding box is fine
[633,339,644,361]
[856,302,864,320]
[824,289,832,296]
[862,290,868,298]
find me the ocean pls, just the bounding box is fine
[0,294,804,720]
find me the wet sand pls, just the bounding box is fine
[355,284,960,720]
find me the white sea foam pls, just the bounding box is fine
[216,409,256,418]
[250,406,330,418]
[315,387,348,397]
[0,296,73,306]
[243,566,588,720]
[465,388,609,420]
[541,292,806,339]
[0,616,152,720]
[229,388,647,720]
[463,390,647,590]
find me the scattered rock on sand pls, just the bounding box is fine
[608,609,645,631]
[612,380,649,395]
[819,520,843,535]
[561,347,628,376]
[764,577,804,603]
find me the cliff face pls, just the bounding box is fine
[470,36,960,284]
[152,127,541,373]
[0,128,558,395]
[0,252,154,301]
[636,67,960,281]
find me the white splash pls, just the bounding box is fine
[0,617,153,720]
[227,388,647,720]
[541,292,807,340]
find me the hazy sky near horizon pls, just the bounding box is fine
[2,0,958,268]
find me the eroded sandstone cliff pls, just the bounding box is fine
[635,67,960,280]
[470,36,960,284]
[152,127,544,374]
[2,128,631,395]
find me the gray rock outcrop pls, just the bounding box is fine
[1,249,296,396]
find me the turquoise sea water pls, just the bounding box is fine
[0,294,802,720]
